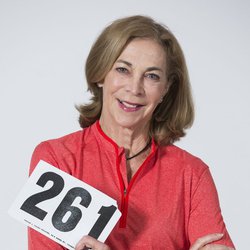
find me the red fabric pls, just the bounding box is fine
[28,121,234,250]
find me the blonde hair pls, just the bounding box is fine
[77,15,194,145]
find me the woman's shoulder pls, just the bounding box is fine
[32,127,94,161]
[160,143,203,160]
[29,127,94,174]
[38,130,84,151]
[159,144,209,176]
[46,129,84,145]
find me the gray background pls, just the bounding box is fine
[1,0,249,249]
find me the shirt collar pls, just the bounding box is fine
[91,120,158,157]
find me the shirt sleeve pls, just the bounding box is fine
[28,142,67,250]
[188,167,235,248]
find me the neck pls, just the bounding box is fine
[99,118,150,157]
[126,139,151,160]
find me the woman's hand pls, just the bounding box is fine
[190,233,235,250]
[75,235,110,250]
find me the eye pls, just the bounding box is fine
[145,73,160,81]
[116,67,129,74]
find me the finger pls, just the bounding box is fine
[201,244,235,250]
[75,236,90,250]
[75,235,110,250]
[190,233,224,250]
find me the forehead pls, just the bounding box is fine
[117,38,167,69]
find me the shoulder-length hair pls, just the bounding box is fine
[77,15,194,145]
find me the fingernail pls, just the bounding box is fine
[216,233,224,237]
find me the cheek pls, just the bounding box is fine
[104,74,124,93]
[112,74,128,89]
[147,86,166,103]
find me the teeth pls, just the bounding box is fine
[121,101,138,108]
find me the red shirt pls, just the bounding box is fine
[28,121,234,249]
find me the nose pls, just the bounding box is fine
[125,75,144,96]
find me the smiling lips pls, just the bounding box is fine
[118,99,144,112]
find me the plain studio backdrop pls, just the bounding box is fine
[1,0,249,249]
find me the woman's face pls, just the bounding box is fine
[100,38,168,131]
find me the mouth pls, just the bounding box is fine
[117,99,144,112]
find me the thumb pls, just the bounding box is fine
[189,233,224,250]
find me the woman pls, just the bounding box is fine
[29,15,235,249]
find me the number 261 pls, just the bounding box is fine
[20,171,117,239]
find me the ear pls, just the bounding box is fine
[164,81,172,95]
[159,82,171,103]
[97,83,104,88]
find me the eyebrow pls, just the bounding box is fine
[116,59,132,67]
[116,59,164,72]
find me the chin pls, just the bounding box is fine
[114,116,148,130]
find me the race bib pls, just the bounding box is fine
[8,160,121,249]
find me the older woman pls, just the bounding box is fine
[29,16,235,250]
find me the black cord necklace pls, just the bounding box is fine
[126,140,151,161]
